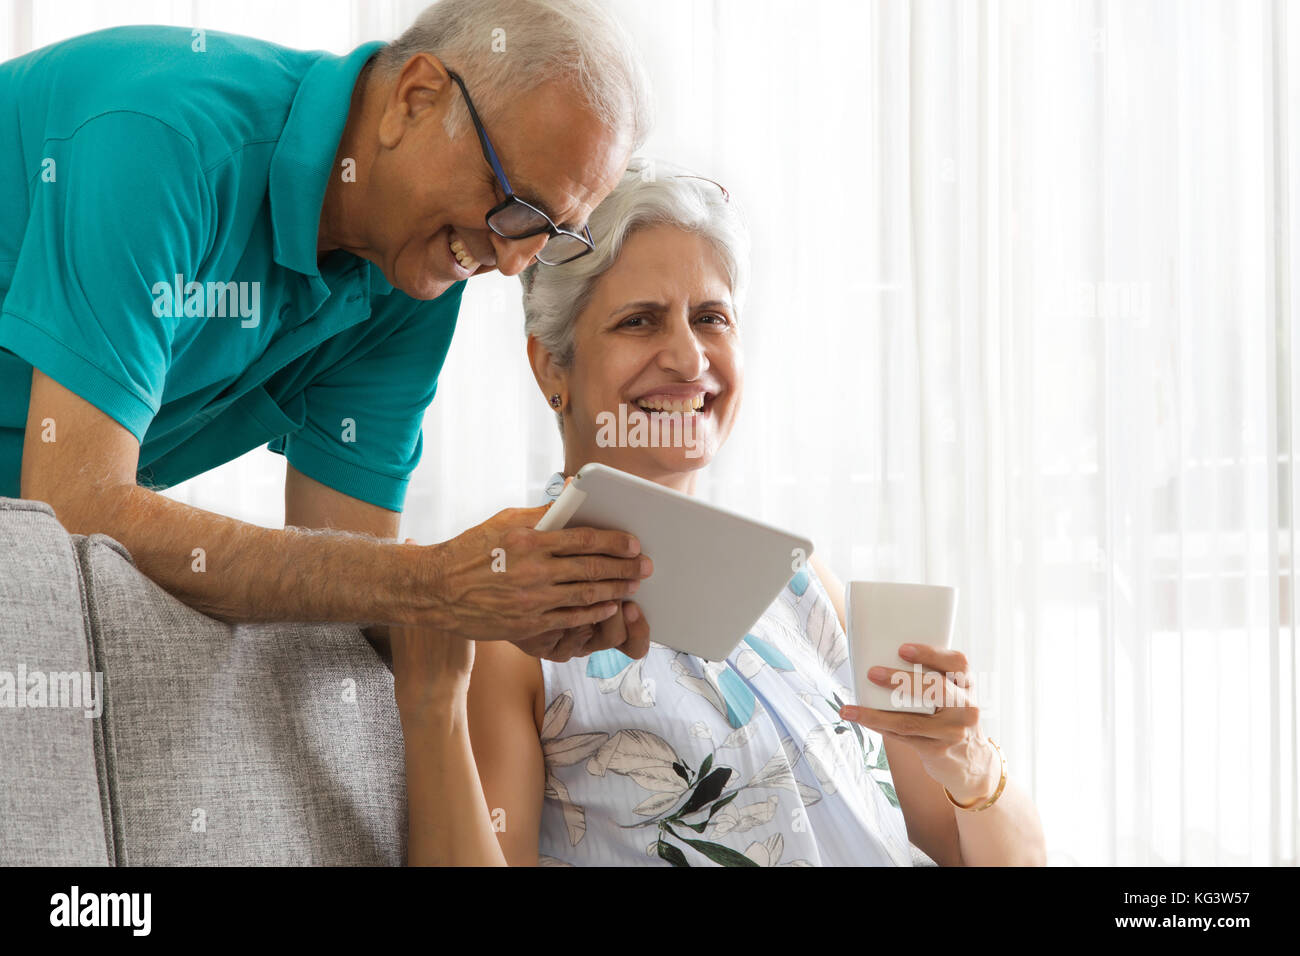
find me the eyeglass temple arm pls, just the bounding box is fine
[446,71,515,197]
[448,71,592,249]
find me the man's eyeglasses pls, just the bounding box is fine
[446,71,595,267]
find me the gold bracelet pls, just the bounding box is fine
[944,738,1007,812]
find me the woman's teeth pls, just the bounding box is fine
[635,396,706,413]
[450,235,479,271]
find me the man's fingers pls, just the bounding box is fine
[541,526,642,559]
[539,601,620,632]
[551,578,641,611]
[549,554,653,584]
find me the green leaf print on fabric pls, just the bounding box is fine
[819,694,898,807]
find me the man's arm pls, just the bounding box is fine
[23,368,415,623]
[283,464,403,649]
[284,463,401,539]
[21,369,649,654]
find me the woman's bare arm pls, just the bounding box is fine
[465,640,547,865]
[390,624,506,866]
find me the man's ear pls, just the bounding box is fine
[527,335,567,407]
[378,52,453,148]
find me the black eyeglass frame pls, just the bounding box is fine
[446,70,595,267]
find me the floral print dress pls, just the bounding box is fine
[535,474,917,867]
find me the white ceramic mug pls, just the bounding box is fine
[846,581,959,714]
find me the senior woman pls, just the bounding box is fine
[389,164,1047,866]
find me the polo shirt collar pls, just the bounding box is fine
[268,41,385,278]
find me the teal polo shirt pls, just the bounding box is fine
[0,26,464,512]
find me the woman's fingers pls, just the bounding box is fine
[840,705,943,739]
[618,602,650,659]
[532,600,649,663]
[546,624,595,663]
[593,602,648,658]
[839,698,978,739]
[514,628,567,660]
[898,643,972,687]
[843,647,1000,801]
[865,664,971,709]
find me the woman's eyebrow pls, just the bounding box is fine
[611,300,667,317]
[609,298,733,318]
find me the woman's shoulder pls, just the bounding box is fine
[770,552,845,632]
[805,553,847,630]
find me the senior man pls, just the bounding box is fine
[0,0,653,661]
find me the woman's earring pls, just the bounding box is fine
[549,393,562,410]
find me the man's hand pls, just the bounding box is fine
[422,505,654,659]
[519,474,651,662]
[20,368,652,662]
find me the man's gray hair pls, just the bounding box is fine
[521,159,750,432]
[377,0,652,150]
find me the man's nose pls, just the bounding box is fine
[492,233,550,276]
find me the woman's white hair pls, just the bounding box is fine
[521,159,750,432]
[376,0,652,150]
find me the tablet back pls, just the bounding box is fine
[536,463,815,661]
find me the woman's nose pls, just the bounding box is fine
[658,316,709,377]
[492,233,549,276]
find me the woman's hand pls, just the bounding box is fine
[839,644,1000,806]
[390,540,476,715]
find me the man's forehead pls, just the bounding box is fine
[509,152,623,230]
[509,172,590,229]
[494,82,630,228]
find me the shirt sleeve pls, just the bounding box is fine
[0,112,211,441]
[273,281,465,512]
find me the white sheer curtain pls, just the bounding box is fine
[4,0,1296,866]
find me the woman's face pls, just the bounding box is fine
[556,224,744,482]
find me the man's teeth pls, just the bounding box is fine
[634,396,706,413]
[450,236,479,271]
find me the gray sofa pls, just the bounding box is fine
[0,497,406,865]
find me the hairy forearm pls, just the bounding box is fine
[399,697,508,867]
[953,780,1047,866]
[77,482,431,626]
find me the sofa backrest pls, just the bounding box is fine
[0,497,406,865]
[0,498,112,866]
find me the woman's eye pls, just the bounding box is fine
[698,312,731,327]
[619,314,649,328]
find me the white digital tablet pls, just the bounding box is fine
[535,463,815,661]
